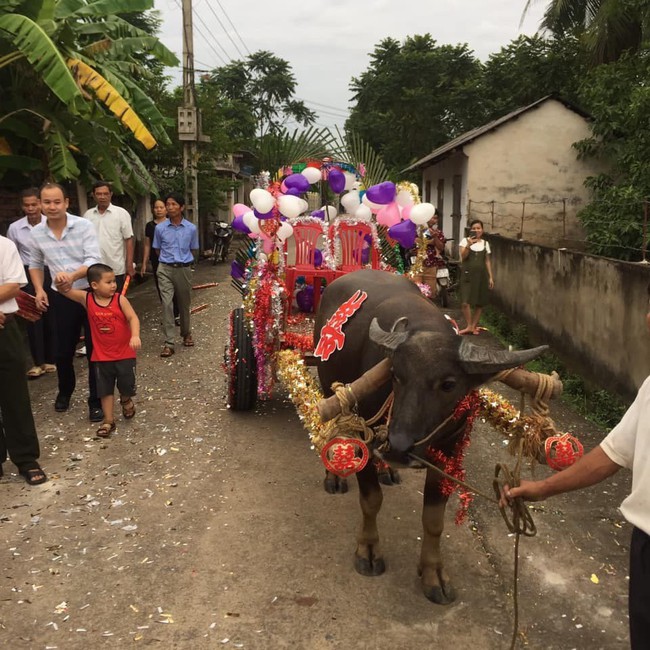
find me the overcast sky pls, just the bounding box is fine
[157,0,548,130]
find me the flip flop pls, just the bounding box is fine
[41,364,57,373]
[19,466,47,486]
[26,366,44,378]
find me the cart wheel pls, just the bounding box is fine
[227,307,257,411]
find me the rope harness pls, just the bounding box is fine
[327,370,563,650]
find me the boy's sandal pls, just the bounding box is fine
[120,398,136,419]
[160,346,174,357]
[96,421,116,438]
[183,335,194,347]
[26,366,44,378]
[18,465,47,486]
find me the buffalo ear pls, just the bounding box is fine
[369,317,409,354]
[458,338,548,374]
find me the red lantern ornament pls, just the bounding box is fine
[321,437,369,477]
[545,432,584,471]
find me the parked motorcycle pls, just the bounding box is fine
[212,221,233,264]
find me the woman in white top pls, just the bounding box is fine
[458,219,494,335]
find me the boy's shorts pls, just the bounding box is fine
[95,359,136,398]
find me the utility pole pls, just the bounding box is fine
[178,0,205,249]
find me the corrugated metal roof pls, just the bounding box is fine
[403,95,591,172]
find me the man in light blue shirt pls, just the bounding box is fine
[152,192,199,357]
[29,183,103,421]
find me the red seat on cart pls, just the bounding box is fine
[329,219,380,278]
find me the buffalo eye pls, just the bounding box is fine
[439,378,457,392]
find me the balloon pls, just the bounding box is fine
[321,205,338,221]
[232,203,249,218]
[284,187,301,196]
[243,211,260,234]
[366,181,396,205]
[254,208,274,220]
[340,191,360,214]
[232,213,250,234]
[376,202,401,227]
[284,173,311,193]
[388,219,417,249]
[230,259,245,280]
[311,210,325,220]
[396,189,414,208]
[409,202,435,225]
[249,188,275,213]
[277,194,304,219]
[343,172,357,191]
[296,284,314,313]
[301,166,322,184]
[276,221,294,242]
[401,204,412,221]
[313,249,323,267]
[299,198,309,214]
[328,168,346,194]
[362,193,383,214]
[355,204,372,221]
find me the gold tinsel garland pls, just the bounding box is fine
[275,349,551,463]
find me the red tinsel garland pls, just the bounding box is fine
[281,332,314,352]
[426,390,481,525]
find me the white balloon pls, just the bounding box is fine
[277,221,294,241]
[409,202,435,225]
[249,188,275,214]
[301,167,321,184]
[278,194,304,219]
[320,205,338,221]
[343,172,356,191]
[340,191,360,214]
[299,198,309,214]
[355,204,372,221]
[362,194,383,212]
[243,210,261,234]
[396,189,414,208]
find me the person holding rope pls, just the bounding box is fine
[502,286,650,649]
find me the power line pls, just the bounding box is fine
[192,9,234,64]
[173,0,228,67]
[202,2,246,59]
[213,0,251,56]
[297,97,350,115]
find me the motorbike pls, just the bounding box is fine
[212,221,233,265]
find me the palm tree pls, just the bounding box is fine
[524,0,648,63]
[0,0,178,194]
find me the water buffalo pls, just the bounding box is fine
[314,270,546,604]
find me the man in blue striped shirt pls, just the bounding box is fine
[29,183,104,422]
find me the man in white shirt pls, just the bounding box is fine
[6,188,56,379]
[83,181,134,292]
[0,235,47,485]
[503,285,650,648]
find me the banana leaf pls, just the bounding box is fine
[44,120,80,179]
[55,0,153,20]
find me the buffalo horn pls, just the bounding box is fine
[458,338,548,374]
[369,317,409,352]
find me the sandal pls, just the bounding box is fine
[120,397,136,419]
[41,363,57,373]
[19,465,47,486]
[96,421,116,438]
[160,346,175,357]
[183,335,194,347]
[27,366,44,378]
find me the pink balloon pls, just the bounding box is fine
[376,202,401,227]
[401,204,412,220]
[233,203,249,218]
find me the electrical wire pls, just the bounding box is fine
[202,2,246,59]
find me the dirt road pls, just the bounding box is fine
[1,260,633,649]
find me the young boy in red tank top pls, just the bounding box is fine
[61,263,141,437]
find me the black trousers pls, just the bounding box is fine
[23,266,57,366]
[50,290,100,408]
[630,526,650,649]
[0,317,40,469]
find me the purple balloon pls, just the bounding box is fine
[388,219,417,249]
[296,285,314,313]
[361,246,370,265]
[284,187,301,196]
[232,214,250,234]
[328,168,346,194]
[311,210,325,220]
[254,208,274,220]
[284,173,311,192]
[230,259,245,280]
[312,249,323,267]
[366,181,396,205]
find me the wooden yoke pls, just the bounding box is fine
[316,361,563,423]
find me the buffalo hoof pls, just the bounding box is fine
[323,472,348,494]
[354,553,386,577]
[377,465,401,486]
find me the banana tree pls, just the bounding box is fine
[0,0,178,195]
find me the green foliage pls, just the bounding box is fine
[482,306,629,429]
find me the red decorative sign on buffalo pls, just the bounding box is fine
[321,437,370,477]
[314,290,368,361]
[545,432,584,471]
